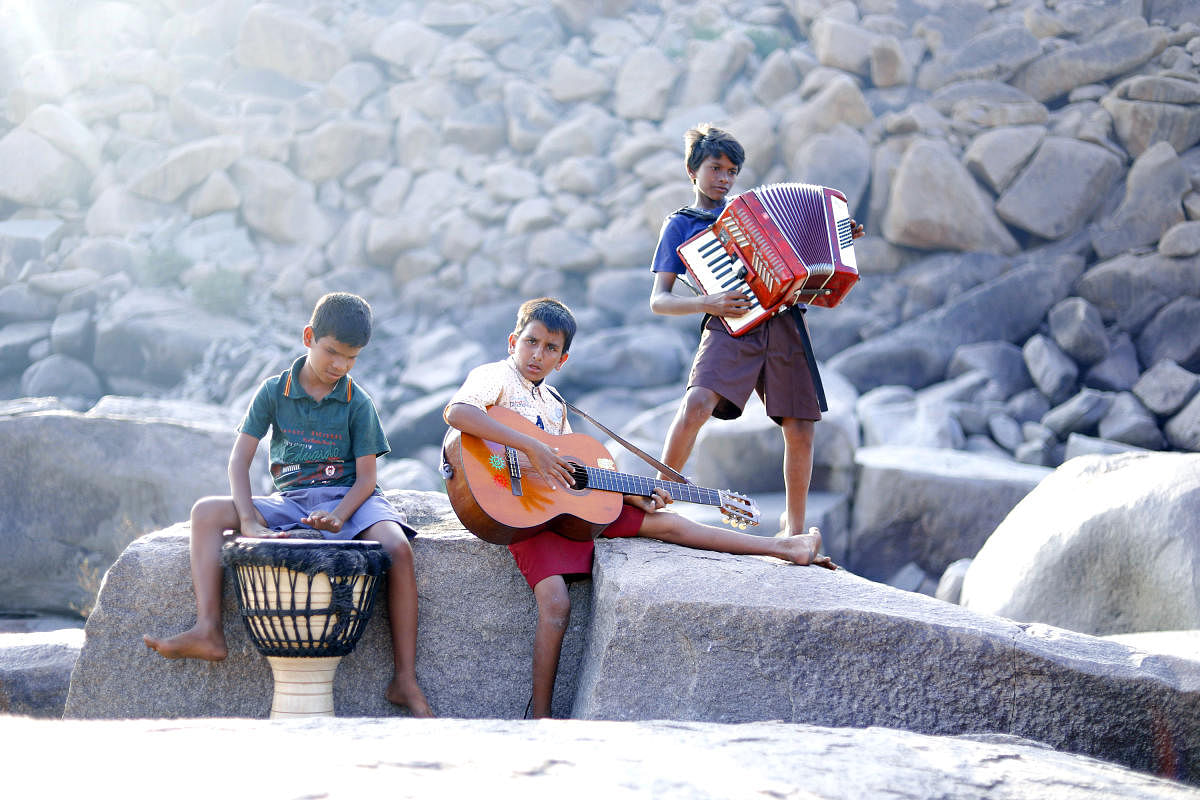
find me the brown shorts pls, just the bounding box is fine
[688,311,822,423]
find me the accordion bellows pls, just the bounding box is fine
[677,182,860,336]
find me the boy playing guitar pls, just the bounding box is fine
[443,297,834,719]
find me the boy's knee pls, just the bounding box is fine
[681,392,717,424]
[191,496,235,529]
[368,523,413,563]
[782,418,815,444]
[535,584,571,629]
[638,515,686,545]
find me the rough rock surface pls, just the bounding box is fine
[6,716,1199,800]
[847,446,1051,583]
[0,399,247,616]
[575,537,1200,782]
[0,627,82,718]
[66,493,591,721]
[66,503,1200,783]
[961,453,1200,635]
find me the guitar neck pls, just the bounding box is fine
[579,465,723,508]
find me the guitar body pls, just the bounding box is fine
[443,406,624,545]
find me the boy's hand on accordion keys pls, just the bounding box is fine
[850,219,864,239]
[705,289,753,318]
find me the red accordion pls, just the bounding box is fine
[676,183,860,336]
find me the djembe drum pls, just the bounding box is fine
[222,538,390,718]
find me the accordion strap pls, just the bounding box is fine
[546,387,692,485]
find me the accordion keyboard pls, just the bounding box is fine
[677,230,768,336]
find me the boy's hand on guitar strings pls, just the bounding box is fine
[526,440,576,490]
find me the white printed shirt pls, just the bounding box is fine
[446,356,571,435]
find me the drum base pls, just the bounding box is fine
[266,656,343,719]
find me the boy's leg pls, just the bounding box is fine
[780,417,816,537]
[530,574,571,718]
[143,496,240,659]
[636,507,835,569]
[360,521,434,718]
[658,386,721,477]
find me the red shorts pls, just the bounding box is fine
[507,504,645,590]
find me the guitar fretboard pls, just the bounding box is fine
[575,465,721,508]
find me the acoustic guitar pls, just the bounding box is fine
[442,405,759,545]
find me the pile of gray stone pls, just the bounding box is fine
[0,0,1196,480]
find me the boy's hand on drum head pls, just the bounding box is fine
[302,510,344,533]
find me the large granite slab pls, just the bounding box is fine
[574,538,1200,783]
[64,494,1200,784]
[4,716,1198,799]
[65,491,591,721]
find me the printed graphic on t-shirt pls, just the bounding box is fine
[270,426,352,490]
[271,459,347,489]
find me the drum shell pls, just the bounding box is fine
[222,538,390,658]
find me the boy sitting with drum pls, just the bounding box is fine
[144,292,433,718]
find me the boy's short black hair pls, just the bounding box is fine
[514,297,577,352]
[684,123,745,175]
[310,292,372,347]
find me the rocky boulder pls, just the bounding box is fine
[0,627,83,718]
[573,537,1199,781]
[66,492,592,721]
[93,289,253,391]
[0,398,247,616]
[961,452,1200,635]
[846,446,1051,585]
[828,253,1086,393]
[66,497,1200,782]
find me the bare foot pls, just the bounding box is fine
[143,625,228,661]
[778,527,837,570]
[386,674,435,718]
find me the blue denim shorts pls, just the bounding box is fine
[251,486,417,541]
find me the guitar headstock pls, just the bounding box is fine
[718,490,760,529]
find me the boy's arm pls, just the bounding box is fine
[303,454,379,533]
[649,271,752,318]
[228,432,274,538]
[445,402,577,491]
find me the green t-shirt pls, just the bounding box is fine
[238,355,391,492]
